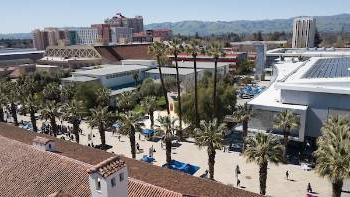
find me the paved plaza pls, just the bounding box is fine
[15,112,347,197]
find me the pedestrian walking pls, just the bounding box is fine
[136,143,140,151]
[307,182,312,193]
[235,165,241,179]
[139,133,141,140]
[236,179,240,187]
[286,170,289,180]
[118,135,121,141]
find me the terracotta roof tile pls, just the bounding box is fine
[33,136,53,144]
[87,156,126,178]
[0,123,261,197]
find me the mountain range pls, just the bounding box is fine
[145,14,350,35]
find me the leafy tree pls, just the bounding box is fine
[314,116,350,197]
[119,111,142,159]
[148,42,171,116]
[61,100,85,143]
[237,60,254,75]
[244,133,284,195]
[88,106,116,146]
[61,84,76,103]
[194,119,225,180]
[41,101,60,135]
[43,83,61,103]
[96,87,111,107]
[314,29,323,47]
[273,110,299,160]
[74,83,104,112]
[141,96,157,129]
[5,81,20,126]
[116,92,137,113]
[207,42,225,119]
[138,78,162,97]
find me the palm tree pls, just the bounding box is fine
[314,116,350,197]
[22,94,41,132]
[119,111,142,159]
[41,100,60,136]
[61,100,85,144]
[43,83,61,103]
[207,42,225,119]
[6,81,20,126]
[244,133,284,195]
[96,87,111,107]
[194,119,225,180]
[158,115,174,165]
[273,110,299,160]
[233,103,252,137]
[141,96,157,129]
[88,106,115,146]
[61,84,76,103]
[185,40,201,127]
[0,81,7,122]
[148,42,170,115]
[116,92,136,114]
[166,39,184,140]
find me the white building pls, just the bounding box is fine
[70,64,150,88]
[292,17,316,48]
[249,57,350,142]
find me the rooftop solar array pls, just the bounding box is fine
[303,58,350,79]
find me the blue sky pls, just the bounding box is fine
[1,0,350,33]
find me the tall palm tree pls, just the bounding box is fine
[61,100,85,144]
[148,41,170,115]
[244,133,284,195]
[116,92,136,114]
[314,116,350,197]
[6,81,20,126]
[165,39,184,140]
[207,42,225,119]
[273,110,299,160]
[185,40,201,127]
[96,87,111,107]
[0,81,7,122]
[141,96,157,129]
[233,103,252,137]
[88,106,115,146]
[194,119,225,180]
[22,94,41,132]
[119,111,142,159]
[158,115,174,165]
[41,100,60,136]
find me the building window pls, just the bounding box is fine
[111,178,116,187]
[119,173,124,182]
[48,144,52,149]
[96,178,101,191]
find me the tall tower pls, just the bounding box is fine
[32,29,45,50]
[292,17,316,48]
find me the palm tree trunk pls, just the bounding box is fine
[174,54,183,140]
[157,56,170,115]
[99,124,106,146]
[0,106,4,122]
[29,110,37,132]
[243,119,248,137]
[283,128,290,160]
[130,127,136,159]
[150,111,154,129]
[73,121,80,144]
[213,58,218,119]
[259,162,268,195]
[332,180,343,197]
[165,132,172,165]
[11,103,18,126]
[194,56,199,127]
[50,117,58,136]
[208,145,216,180]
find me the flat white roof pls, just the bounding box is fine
[61,76,97,82]
[73,64,149,76]
[175,61,229,69]
[146,67,201,75]
[0,49,45,56]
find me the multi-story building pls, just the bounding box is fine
[32,29,45,50]
[105,13,144,33]
[292,17,316,48]
[110,27,133,44]
[91,24,111,44]
[69,27,99,45]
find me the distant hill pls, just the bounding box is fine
[145,14,350,35]
[0,33,32,40]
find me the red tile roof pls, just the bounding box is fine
[0,123,261,197]
[33,136,53,144]
[87,156,126,178]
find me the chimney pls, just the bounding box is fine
[32,136,55,152]
[87,156,128,197]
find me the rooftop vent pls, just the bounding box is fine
[32,136,55,152]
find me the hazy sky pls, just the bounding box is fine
[1,0,350,33]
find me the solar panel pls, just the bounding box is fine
[303,57,350,79]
